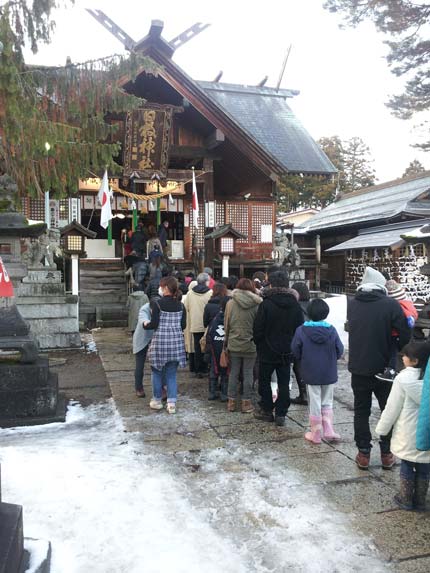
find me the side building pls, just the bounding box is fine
[302,172,430,298]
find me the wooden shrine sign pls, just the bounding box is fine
[123,105,174,179]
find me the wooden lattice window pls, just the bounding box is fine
[29,198,45,221]
[252,204,273,243]
[188,202,205,248]
[216,202,225,226]
[226,203,248,243]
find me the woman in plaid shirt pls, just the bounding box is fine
[144,276,187,414]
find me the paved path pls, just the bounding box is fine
[94,327,430,572]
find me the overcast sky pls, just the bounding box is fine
[27,0,429,182]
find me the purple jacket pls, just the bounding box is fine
[291,322,344,385]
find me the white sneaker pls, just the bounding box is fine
[166,402,176,414]
[149,399,163,410]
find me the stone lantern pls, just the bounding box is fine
[61,220,96,295]
[205,224,246,277]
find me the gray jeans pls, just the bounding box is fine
[228,353,256,400]
[307,384,334,417]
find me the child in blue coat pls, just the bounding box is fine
[291,298,344,444]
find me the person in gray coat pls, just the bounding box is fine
[127,286,149,332]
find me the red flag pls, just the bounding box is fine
[0,257,14,297]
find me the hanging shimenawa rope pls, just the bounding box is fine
[86,170,212,200]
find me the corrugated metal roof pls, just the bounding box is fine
[198,81,337,176]
[304,173,430,232]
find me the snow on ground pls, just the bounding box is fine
[326,295,348,350]
[0,400,386,573]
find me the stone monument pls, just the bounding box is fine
[0,179,66,427]
[17,226,81,349]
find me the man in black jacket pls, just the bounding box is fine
[253,271,304,426]
[348,266,410,470]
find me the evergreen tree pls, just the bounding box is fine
[342,136,376,193]
[324,1,430,150]
[0,0,155,200]
[402,159,426,179]
[277,135,376,212]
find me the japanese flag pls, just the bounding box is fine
[192,168,199,229]
[0,257,14,297]
[98,170,113,230]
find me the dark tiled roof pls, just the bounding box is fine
[198,82,337,176]
[303,172,430,232]
[205,224,246,240]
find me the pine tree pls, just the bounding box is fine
[342,137,376,193]
[323,1,430,150]
[402,159,426,179]
[0,0,156,201]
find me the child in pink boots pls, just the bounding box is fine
[291,298,344,444]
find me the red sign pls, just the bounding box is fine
[0,257,14,297]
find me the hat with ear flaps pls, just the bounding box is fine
[357,266,387,293]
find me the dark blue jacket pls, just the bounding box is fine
[291,323,344,385]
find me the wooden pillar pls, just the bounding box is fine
[203,158,215,270]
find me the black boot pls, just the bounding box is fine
[394,476,414,510]
[414,477,429,511]
[208,378,218,401]
[290,382,308,405]
[220,375,228,402]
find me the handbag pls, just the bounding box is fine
[199,327,208,353]
[220,349,229,368]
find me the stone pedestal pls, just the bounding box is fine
[0,357,66,428]
[0,465,25,573]
[17,269,80,349]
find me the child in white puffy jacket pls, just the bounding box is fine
[376,342,430,511]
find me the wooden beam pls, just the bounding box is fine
[205,129,225,150]
[169,23,211,50]
[169,145,221,160]
[166,169,204,182]
[85,9,135,50]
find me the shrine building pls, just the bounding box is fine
[20,20,336,273]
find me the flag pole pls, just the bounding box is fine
[108,219,112,246]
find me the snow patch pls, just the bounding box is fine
[1,401,386,572]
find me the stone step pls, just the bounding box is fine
[80,269,125,277]
[79,294,127,305]
[0,502,24,573]
[96,319,128,328]
[80,276,126,285]
[80,285,126,293]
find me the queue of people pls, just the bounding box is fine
[130,263,430,512]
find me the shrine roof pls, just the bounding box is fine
[302,172,430,233]
[198,81,337,176]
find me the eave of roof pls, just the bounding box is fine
[303,172,430,233]
[326,218,430,252]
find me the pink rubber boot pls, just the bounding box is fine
[305,415,322,444]
[321,406,341,441]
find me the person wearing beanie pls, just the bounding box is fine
[291,298,344,444]
[347,266,410,470]
[375,280,418,382]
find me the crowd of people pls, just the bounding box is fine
[127,248,430,513]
